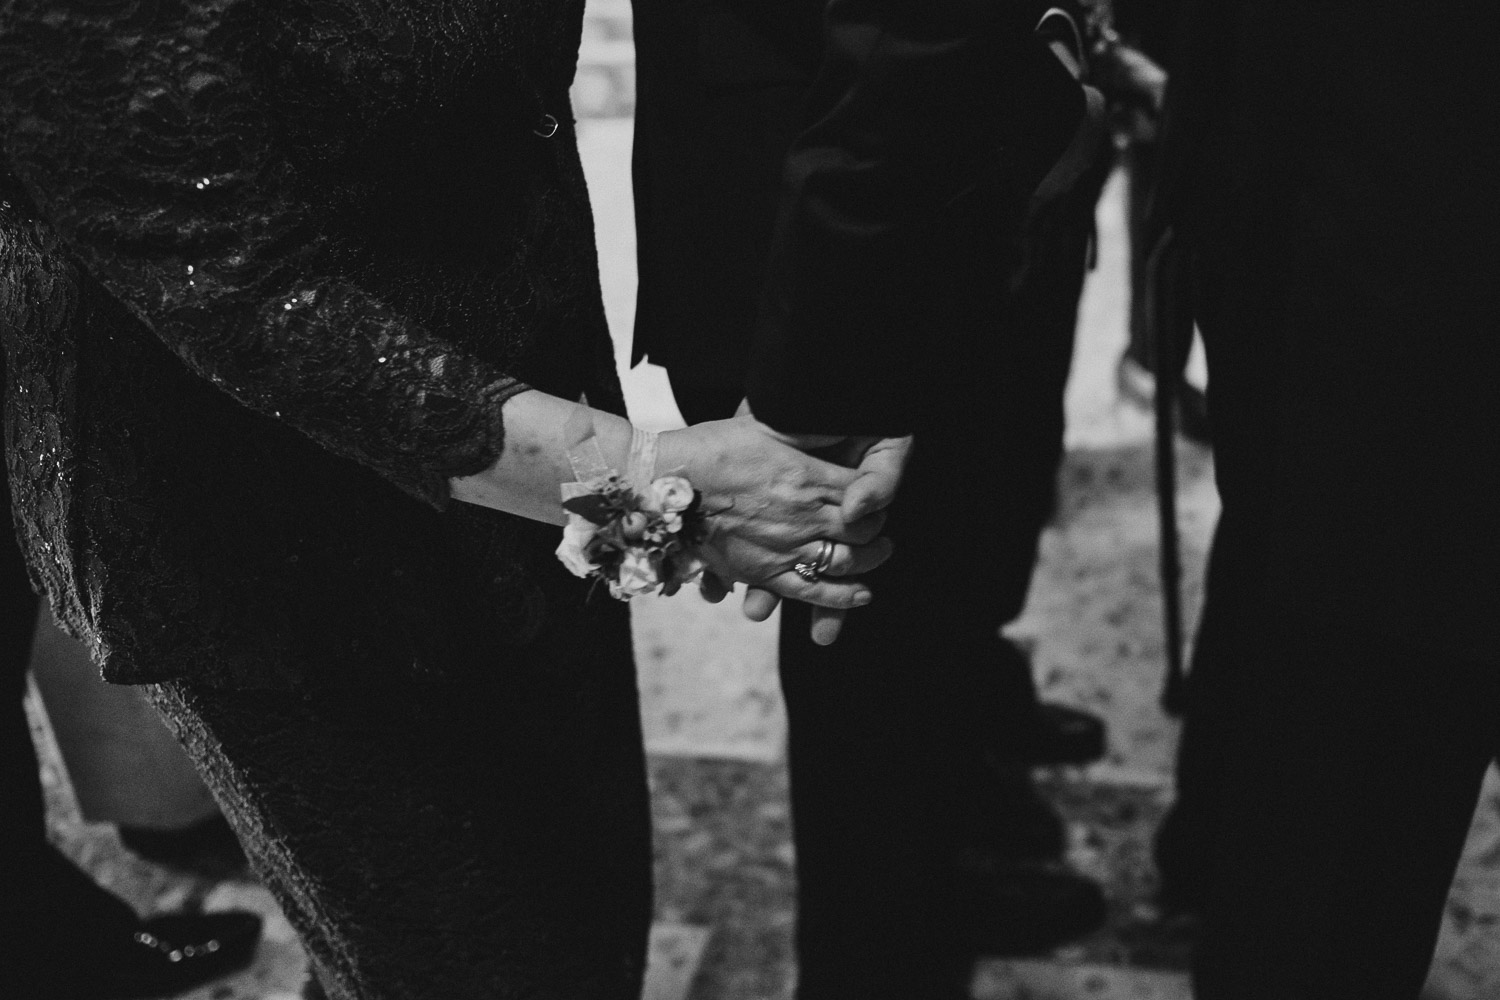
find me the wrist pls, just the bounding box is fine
[587,409,635,478]
[448,392,638,525]
[657,423,742,518]
[655,426,703,488]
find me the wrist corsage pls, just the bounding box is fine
[555,407,709,600]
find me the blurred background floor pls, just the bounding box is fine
[27,1,1500,997]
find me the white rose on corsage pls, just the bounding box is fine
[610,549,661,599]
[647,476,695,514]
[555,516,599,579]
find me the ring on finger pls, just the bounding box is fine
[793,540,837,583]
[812,539,836,575]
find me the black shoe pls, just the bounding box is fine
[10,910,264,999]
[958,860,1108,956]
[968,763,1068,862]
[119,813,250,879]
[1008,702,1108,767]
[103,911,264,999]
[984,641,1108,767]
[5,845,263,999]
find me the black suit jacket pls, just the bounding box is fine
[631,0,1085,435]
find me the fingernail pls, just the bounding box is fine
[853,591,872,607]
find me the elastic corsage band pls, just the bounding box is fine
[555,403,709,600]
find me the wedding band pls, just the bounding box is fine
[793,541,837,583]
[812,540,836,575]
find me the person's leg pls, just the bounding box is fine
[980,162,1110,768]
[780,416,1103,1000]
[667,333,994,998]
[780,596,1000,1000]
[2,338,46,847]
[1,507,44,855]
[1188,600,1494,999]
[1153,503,1246,912]
[147,599,652,1000]
[780,175,1117,999]
[1178,235,1491,993]
[2,402,260,999]
[1,384,147,994]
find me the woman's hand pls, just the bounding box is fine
[657,415,895,610]
[739,432,913,643]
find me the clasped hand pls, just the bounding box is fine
[657,411,912,645]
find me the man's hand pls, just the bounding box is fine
[839,434,914,523]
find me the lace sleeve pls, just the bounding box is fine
[0,1,531,508]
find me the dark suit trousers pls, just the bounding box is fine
[1177,513,1498,999]
[672,180,1096,997]
[1174,205,1500,997]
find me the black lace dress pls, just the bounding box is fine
[0,0,650,994]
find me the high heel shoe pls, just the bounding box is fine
[4,845,263,999]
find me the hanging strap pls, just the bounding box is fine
[1143,225,1190,717]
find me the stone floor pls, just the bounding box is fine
[27,1,1500,997]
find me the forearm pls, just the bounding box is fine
[448,390,635,526]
